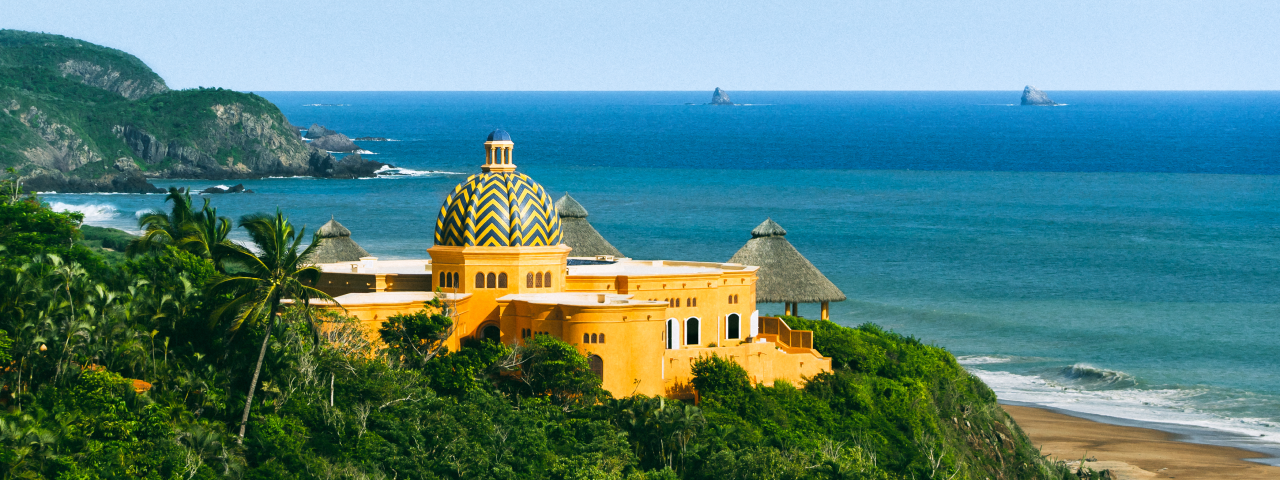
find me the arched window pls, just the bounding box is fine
[685,318,700,345]
[498,272,508,288]
[583,333,590,344]
[527,272,534,288]
[590,333,598,343]
[481,324,500,342]
[727,313,741,339]
[475,272,484,288]
[544,271,552,288]
[452,272,458,288]
[692,298,697,307]
[588,355,604,381]
[675,298,681,308]
[666,318,679,350]
[486,272,496,288]
[536,272,543,288]
[598,333,605,343]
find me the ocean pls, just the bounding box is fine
[43,91,1280,461]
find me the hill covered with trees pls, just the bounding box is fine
[0,178,1099,479]
[0,30,374,193]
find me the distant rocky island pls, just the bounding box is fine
[709,87,734,105]
[1021,86,1059,106]
[353,136,390,142]
[0,29,391,193]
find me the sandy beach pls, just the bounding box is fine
[1003,405,1280,479]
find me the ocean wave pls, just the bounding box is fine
[956,355,1014,365]
[967,367,1280,448]
[370,166,464,178]
[354,150,375,155]
[1058,363,1138,389]
[49,202,118,223]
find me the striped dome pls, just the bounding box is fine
[434,171,563,247]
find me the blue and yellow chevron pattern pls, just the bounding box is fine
[434,172,563,247]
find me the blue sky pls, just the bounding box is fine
[4,0,1277,90]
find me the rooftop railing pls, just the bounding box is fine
[758,316,813,350]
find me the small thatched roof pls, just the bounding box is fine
[555,194,623,258]
[306,217,370,264]
[728,219,845,304]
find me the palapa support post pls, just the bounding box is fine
[784,303,792,316]
[821,302,829,321]
[793,303,800,317]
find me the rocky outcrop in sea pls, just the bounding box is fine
[201,183,253,194]
[1021,86,1058,106]
[308,152,389,179]
[304,124,338,139]
[309,133,359,152]
[710,87,733,105]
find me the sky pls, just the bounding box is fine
[3,0,1278,91]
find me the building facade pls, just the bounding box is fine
[313,131,830,398]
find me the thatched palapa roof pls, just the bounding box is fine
[306,217,370,264]
[728,219,845,304]
[555,194,623,258]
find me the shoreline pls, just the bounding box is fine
[1003,404,1280,479]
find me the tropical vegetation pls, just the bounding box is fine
[0,178,1099,479]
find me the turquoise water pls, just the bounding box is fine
[45,91,1280,458]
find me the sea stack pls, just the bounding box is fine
[1020,86,1058,106]
[710,87,733,105]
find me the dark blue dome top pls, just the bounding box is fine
[487,129,511,142]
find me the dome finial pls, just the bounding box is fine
[482,129,516,172]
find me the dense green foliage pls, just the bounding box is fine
[0,192,1098,479]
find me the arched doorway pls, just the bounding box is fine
[588,354,604,381]
[727,313,741,339]
[685,317,700,345]
[481,324,501,343]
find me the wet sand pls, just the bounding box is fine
[1003,405,1280,479]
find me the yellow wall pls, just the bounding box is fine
[661,342,831,399]
[498,299,670,396]
[314,256,831,399]
[428,245,571,339]
[564,266,758,349]
[318,294,472,351]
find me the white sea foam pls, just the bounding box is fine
[956,355,1014,365]
[369,165,464,178]
[968,367,1280,446]
[354,149,375,155]
[48,202,118,224]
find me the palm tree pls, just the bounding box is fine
[128,187,199,256]
[180,199,232,261]
[209,210,337,443]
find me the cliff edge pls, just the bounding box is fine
[0,30,379,192]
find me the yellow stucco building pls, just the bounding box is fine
[313,130,830,398]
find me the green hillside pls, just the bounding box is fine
[0,187,1101,479]
[0,30,344,193]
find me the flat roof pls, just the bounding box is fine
[316,258,431,275]
[498,292,666,307]
[567,259,756,277]
[315,257,757,278]
[309,291,469,306]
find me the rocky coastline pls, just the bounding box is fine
[0,30,395,193]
